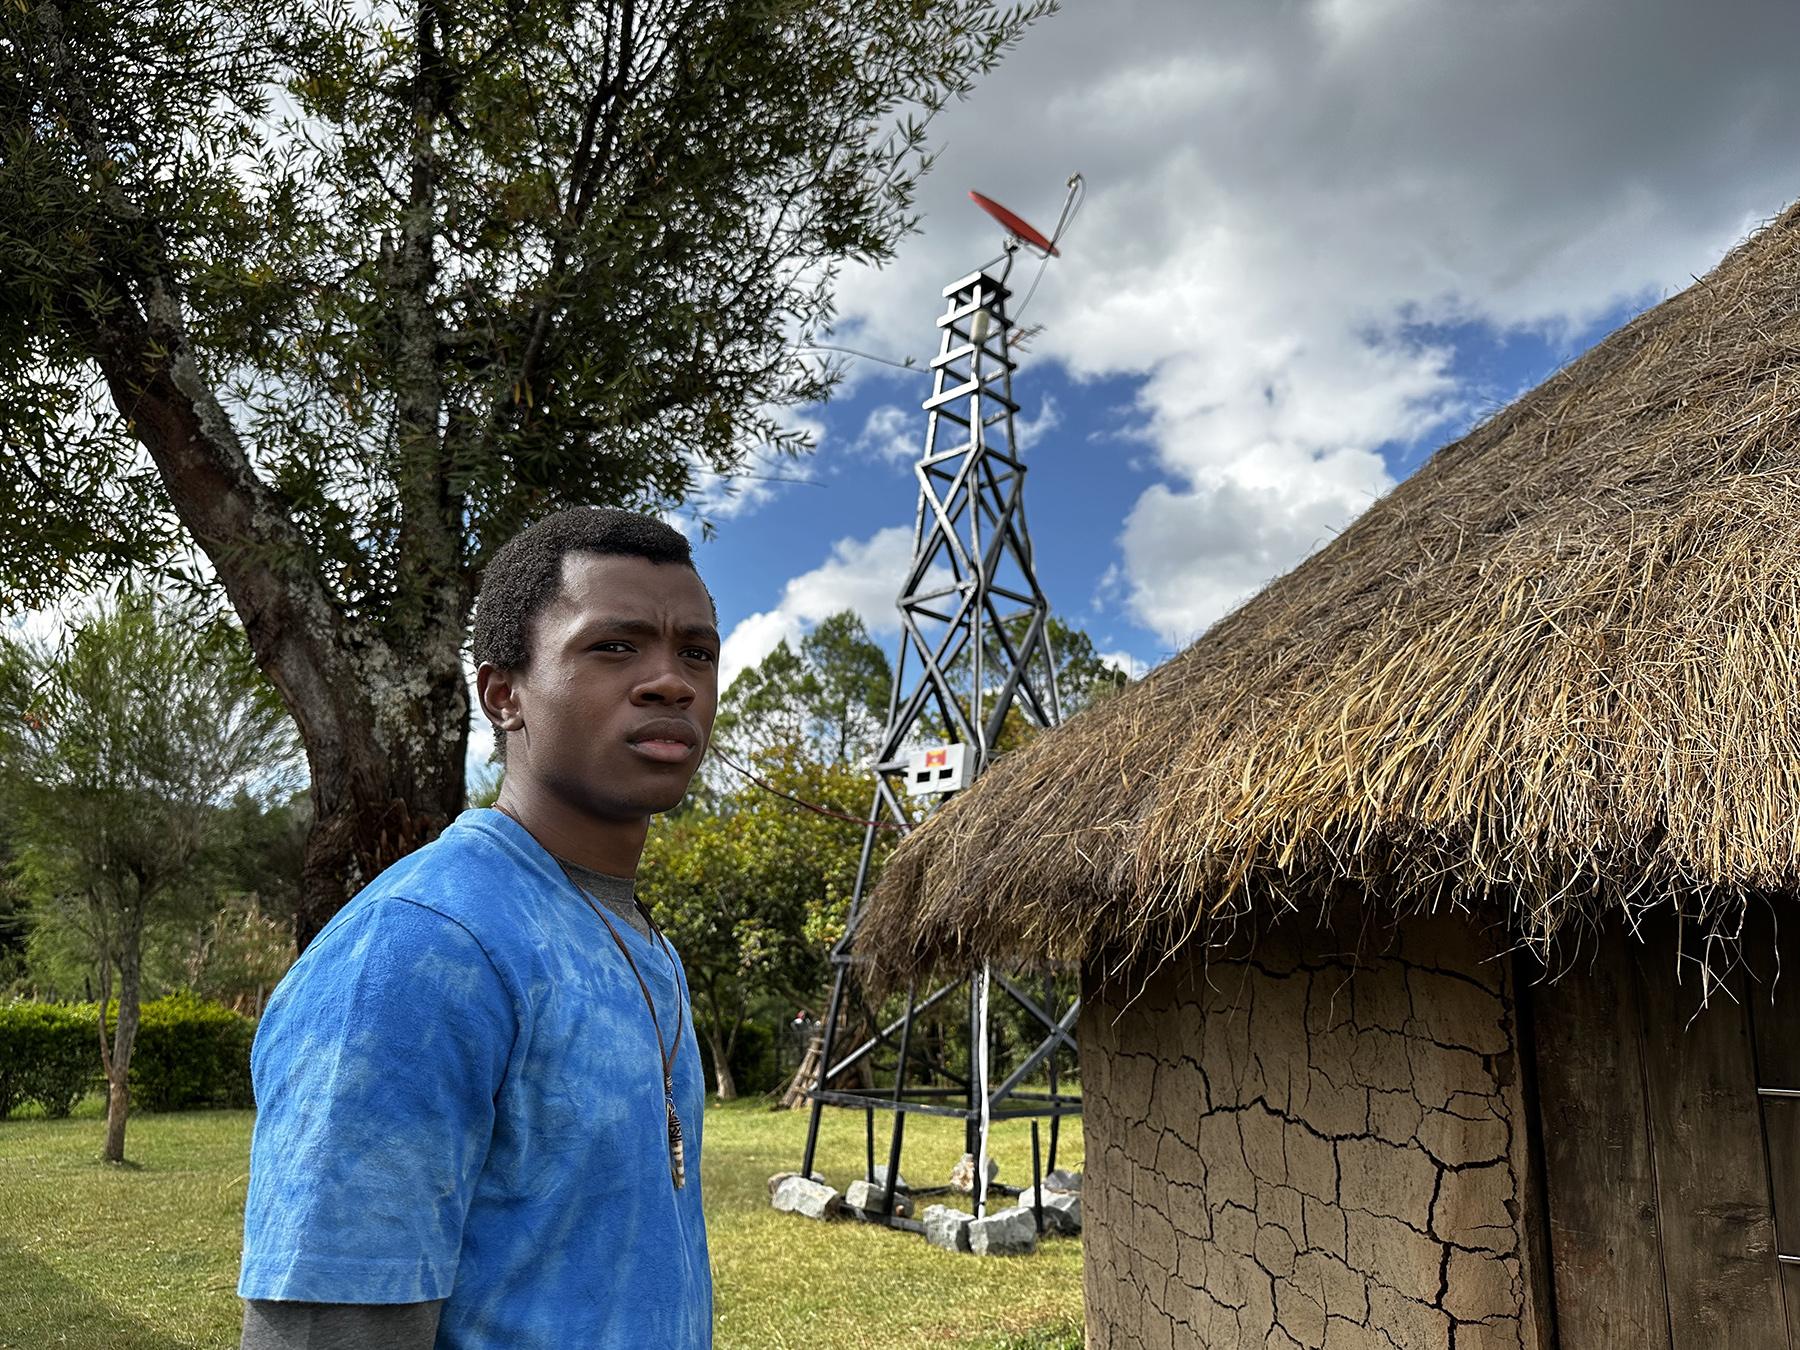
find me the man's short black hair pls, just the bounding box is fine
[473,507,700,671]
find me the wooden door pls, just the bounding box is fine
[1531,910,1790,1347]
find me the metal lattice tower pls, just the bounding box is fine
[798,264,1081,1228]
[889,268,1061,777]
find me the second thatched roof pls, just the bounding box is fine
[858,200,1800,981]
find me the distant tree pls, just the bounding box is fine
[799,612,894,763]
[715,610,892,765]
[639,753,879,1101]
[0,0,1050,949]
[18,787,307,1002]
[0,644,29,987]
[211,789,310,927]
[0,599,295,1160]
[714,641,817,759]
[925,612,1134,749]
[1043,615,1133,716]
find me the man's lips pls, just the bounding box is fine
[628,720,700,764]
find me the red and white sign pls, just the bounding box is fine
[906,743,970,796]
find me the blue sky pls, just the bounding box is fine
[693,304,1642,684]
[692,363,1174,674]
[674,0,1800,696]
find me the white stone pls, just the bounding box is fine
[771,1175,840,1220]
[949,1152,1000,1193]
[923,1203,973,1252]
[1043,1168,1082,1194]
[968,1204,1039,1256]
[845,1179,914,1217]
[765,1170,824,1199]
[1014,1186,1082,1234]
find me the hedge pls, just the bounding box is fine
[0,1002,93,1118]
[0,991,256,1119]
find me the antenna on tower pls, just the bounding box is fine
[793,180,1084,1235]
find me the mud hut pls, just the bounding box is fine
[858,203,1800,1349]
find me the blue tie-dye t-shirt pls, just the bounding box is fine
[239,809,712,1349]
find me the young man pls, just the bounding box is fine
[238,508,719,1350]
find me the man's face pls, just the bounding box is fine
[485,553,719,821]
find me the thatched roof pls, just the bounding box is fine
[859,200,1800,979]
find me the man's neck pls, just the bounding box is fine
[493,779,648,878]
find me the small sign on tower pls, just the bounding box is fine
[905,743,970,796]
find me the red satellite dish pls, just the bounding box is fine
[969,191,1059,256]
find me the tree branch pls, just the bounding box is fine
[32,0,385,822]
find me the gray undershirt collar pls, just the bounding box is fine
[557,857,651,941]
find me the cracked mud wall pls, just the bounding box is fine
[1078,913,1543,1350]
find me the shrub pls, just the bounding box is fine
[0,1002,94,1118]
[0,992,254,1117]
[126,991,256,1111]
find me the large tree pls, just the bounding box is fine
[713,609,891,763]
[0,0,1048,946]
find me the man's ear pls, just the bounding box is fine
[476,663,526,737]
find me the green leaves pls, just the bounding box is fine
[715,609,892,764]
[0,595,300,930]
[3,0,1048,932]
[642,748,885,1013]
[2,0,1051,628]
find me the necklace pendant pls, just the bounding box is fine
[667,1099,686,1190]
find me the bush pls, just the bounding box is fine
[0,1002,94,1118]
[129,991,256,1111]
[0,992,254,1118]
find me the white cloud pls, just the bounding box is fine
[1015,395,1062,452]
[684,406,829,527]
[854,391,1056,465]
[855,404,919,463]
[719,526,917,686]
[822,0,1800,645]
[1098,649,1150,681]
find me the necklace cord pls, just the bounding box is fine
[485,804,689,1186]
[574,883,684,1086]
[566,878,689,1189]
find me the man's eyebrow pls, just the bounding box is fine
[584,617,720,643]
[587,617,661,637]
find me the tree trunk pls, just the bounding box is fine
[46,15,471,952]
[77,273,471,954]
[42,14,478,953]
[295,663,470,951]
[103,912,143,1164]
[707,1021,738,1102]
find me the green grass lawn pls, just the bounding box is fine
[0,1098,1083,1349]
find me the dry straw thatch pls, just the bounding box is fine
[858,201,1800,982]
